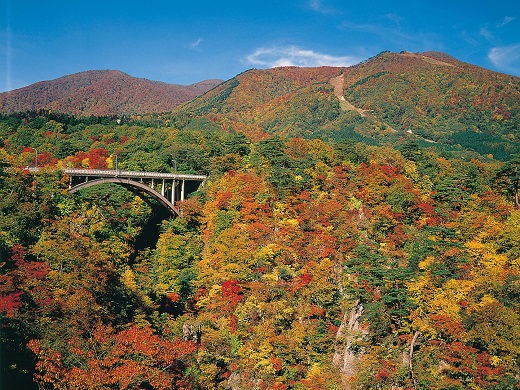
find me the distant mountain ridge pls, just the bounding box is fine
[169,51,520,158]
[0,70,222,117]
[1,51,519,159]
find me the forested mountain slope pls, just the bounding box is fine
[0,70,222,117]
[342,51,519,144]
[1,109,520,389]
[172,51,520,159]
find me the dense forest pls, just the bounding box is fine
[0,107,519,389]
[1,52,520,389]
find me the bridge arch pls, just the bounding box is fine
[69,178,180,216]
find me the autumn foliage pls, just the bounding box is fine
[28,324,197,389]
[1,54,520,389]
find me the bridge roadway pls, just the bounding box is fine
[29,167,207,216]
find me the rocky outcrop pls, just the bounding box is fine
[333,299,366,388]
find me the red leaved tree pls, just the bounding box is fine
[28,323,198,389]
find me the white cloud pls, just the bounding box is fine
[488,44,520,75]
[497,16,516,28]
[479,26,494,42]
[245,45,361,68]
[308,0,337,15]
[339,19,442,53]
[191,38,203,49]
[309,0,322,11]
[384,13,403,27]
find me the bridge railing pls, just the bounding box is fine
[63,168,207,181]
[25,167,206,181]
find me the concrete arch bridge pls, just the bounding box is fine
[63,168,207,216]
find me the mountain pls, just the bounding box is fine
[170,51,520,159]
[2,52,518,158]
[0,70,222,117]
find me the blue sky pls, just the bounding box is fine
[1,0,519,92]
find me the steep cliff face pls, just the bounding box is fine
[333,300,366,386]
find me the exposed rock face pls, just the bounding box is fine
[182,321,201,343]
[333,299,366,388]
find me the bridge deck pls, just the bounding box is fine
[63,168,206,181]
